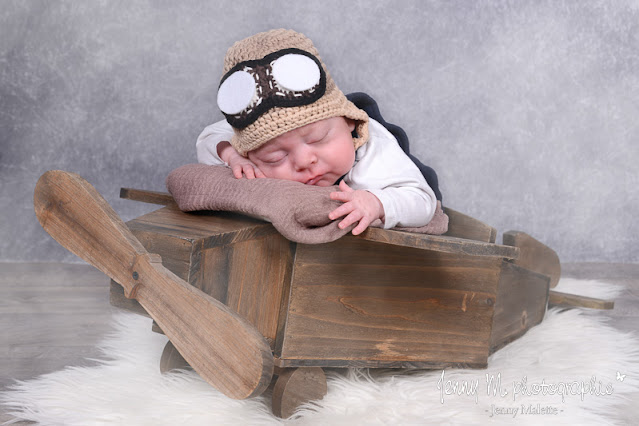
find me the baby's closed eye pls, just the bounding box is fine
[262,154,287,164]
[307,129,329,144]
[249,146,290,166]
[309,133,328,143]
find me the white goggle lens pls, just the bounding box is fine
[271,54,321,92]
[217,70,256,115]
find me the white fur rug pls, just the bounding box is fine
[2,279,638,425]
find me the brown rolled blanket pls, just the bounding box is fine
[166,164,448,244]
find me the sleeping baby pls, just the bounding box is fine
[195,29,437,236]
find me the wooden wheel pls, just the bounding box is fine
[271,367,327,418]
[160,340,191,373]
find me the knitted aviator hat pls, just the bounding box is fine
[217,29,369,156]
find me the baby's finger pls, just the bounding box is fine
[330,191,353,202]
[328,202,354,221]
[338,210,363,230]
[339,180,353,192]
[232,165,244,179]
[351,216,371,235]
[254,167,266,178]
[243,165,256,179]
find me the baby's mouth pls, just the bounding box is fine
[305,174,324,185]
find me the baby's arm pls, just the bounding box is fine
[196,120,264,179]
[196,120,232,165]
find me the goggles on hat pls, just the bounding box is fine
[217,48,327,129]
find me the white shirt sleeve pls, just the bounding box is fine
[344,118,437,229]
[195,119,235,165]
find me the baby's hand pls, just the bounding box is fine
[218,141,266,179]
[329,181,385,235]
[228,156,265,179]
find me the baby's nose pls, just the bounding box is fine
[294,147,317,171]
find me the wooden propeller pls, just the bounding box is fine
[34,170,273,399]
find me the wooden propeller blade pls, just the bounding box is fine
[34,170,273,399]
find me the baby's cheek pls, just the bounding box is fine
[337,153,355,176]
[256,164,273,177]
[256,165,278,179]
[262,165,297,182]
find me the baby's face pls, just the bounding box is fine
[247,117,356,186]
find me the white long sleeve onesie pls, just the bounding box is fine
[196,118,436,229]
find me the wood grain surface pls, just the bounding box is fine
[358,227,517,259]
[548,291,615,309]
[120,188,175,206]
[443,207,497,243]
[489,262,549,352]
[277,237,503,368]
[503,230,561,287]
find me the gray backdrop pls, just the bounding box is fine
[2,0,638,264]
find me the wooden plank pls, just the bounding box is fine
[274,244,296,358]
[127,205,277,246]
[190,246,230,304]
[226,234,295,345]
[356,228,517,259]
[489,262,549,353]
[548,291,615,310]
[279,238,501,366]
[127,205,270,237]
[291,239,504,293]
[503,230,561,287]
[443,207,497,243]
[273,357,486,369]
[120,188,175,206]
